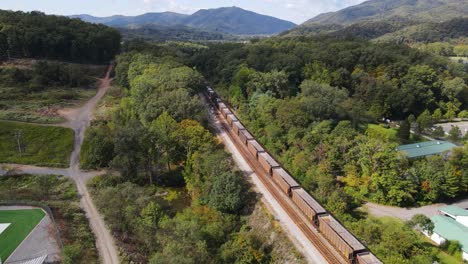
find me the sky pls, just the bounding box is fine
[0,0,367,24]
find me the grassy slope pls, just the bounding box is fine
[0,121,74,167]
[0,209,45,260]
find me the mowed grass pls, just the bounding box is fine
[0,209,45,261]
[0,121,74,167]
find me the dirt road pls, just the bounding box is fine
[1,66,120,264]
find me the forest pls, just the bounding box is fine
[77,38,468,263]
[80,51,302,263]
[0,10,121,63]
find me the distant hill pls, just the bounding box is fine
[72,7,296,35]
[119,24,232,42]
[283,0,468,43]
[304,0,468,26]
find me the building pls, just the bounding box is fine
[397,140,457,159]
[429,206,468,262]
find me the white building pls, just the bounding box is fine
[429,206,468,262]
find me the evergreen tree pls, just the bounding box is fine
[397,119,411,142]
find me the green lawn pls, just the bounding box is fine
[0,209,45,261]
[0,121,74,167]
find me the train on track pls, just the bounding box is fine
[206,86,382,264]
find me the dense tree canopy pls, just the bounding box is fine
[0,10,121,63]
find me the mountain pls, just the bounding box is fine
[72,7,296,35]
[71,12,188,28]
[304,0,468,26]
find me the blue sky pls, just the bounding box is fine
[0,0,366,24]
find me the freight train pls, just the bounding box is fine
[206,86,382,264]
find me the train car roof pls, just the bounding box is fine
[240,129,254,140]
[248,140,265,152]
[357,252,382,264]
[319,214,366,251]
[273,168,300,187]
[292,188,326,214]
[233,121,245,130]
[227,113,238,121]
[259,152,280,167]
[218,102,227,109]
[222,108,232,114]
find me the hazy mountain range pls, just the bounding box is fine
[71,7,296,35]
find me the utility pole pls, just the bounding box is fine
[13,129,23,156]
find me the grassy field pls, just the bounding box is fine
[0,209,45,261]
[0,121,74,167]
[0,87,96,124]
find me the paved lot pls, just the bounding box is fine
[435,121,468,137]
[364,198,468,221]
[1,206,60,263]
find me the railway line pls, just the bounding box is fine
[203,87,382,264]
[218,119,346,264]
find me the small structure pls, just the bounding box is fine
[397,141,457,158]
[428,206,468,262]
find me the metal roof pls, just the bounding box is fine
[274,168,300,188]
[397,141,457,158]
[432,215,468,253]
[319,214,366,251]
[259,152,280,167]
[293,188,326,214]
[440,206,468,217]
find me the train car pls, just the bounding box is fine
[217,101,227,111]
[221,107,232,119]
[258,152,280,175]
[318,214,366,262]
[233,122,245,136]
[247,139,265,159]
[291,188,326,225]
[272,168,300,196]
[356,252,382,264]
[226,113,239,127]
[239,129,254,145]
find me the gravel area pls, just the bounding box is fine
[435,121,468,137]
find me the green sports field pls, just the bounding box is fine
[0,209,45,261]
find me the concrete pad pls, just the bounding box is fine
[0,223,10,235]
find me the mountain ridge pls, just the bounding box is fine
[71,7,296,35]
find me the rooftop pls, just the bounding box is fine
[431,215,468,253]
[397,141,457,158]
[440,206,468,217]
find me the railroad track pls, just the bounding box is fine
[212,105,348,264]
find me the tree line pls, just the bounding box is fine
[0,10,121,63]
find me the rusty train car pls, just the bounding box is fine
[206,87,382,264]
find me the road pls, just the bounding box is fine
[1,66,120,264]
[364,198,468,221]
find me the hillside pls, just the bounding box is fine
[304,0,468,26]
[119,24,230,41]
[72,6,296,35]
[0,10,121,63]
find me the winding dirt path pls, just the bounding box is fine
[1,66,120,264]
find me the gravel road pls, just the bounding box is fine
[1,66,120,264]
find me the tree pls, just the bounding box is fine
[448,126,461,142]
[407,214,434,235]
[207,172,247,214]
[431,126,445,139]
[444,102,459,121]
[397,119,411,142]
[416,110,433,134]
[300,80,348,120]
[432,108,443,122]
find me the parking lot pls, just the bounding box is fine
[435,121,468,137]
